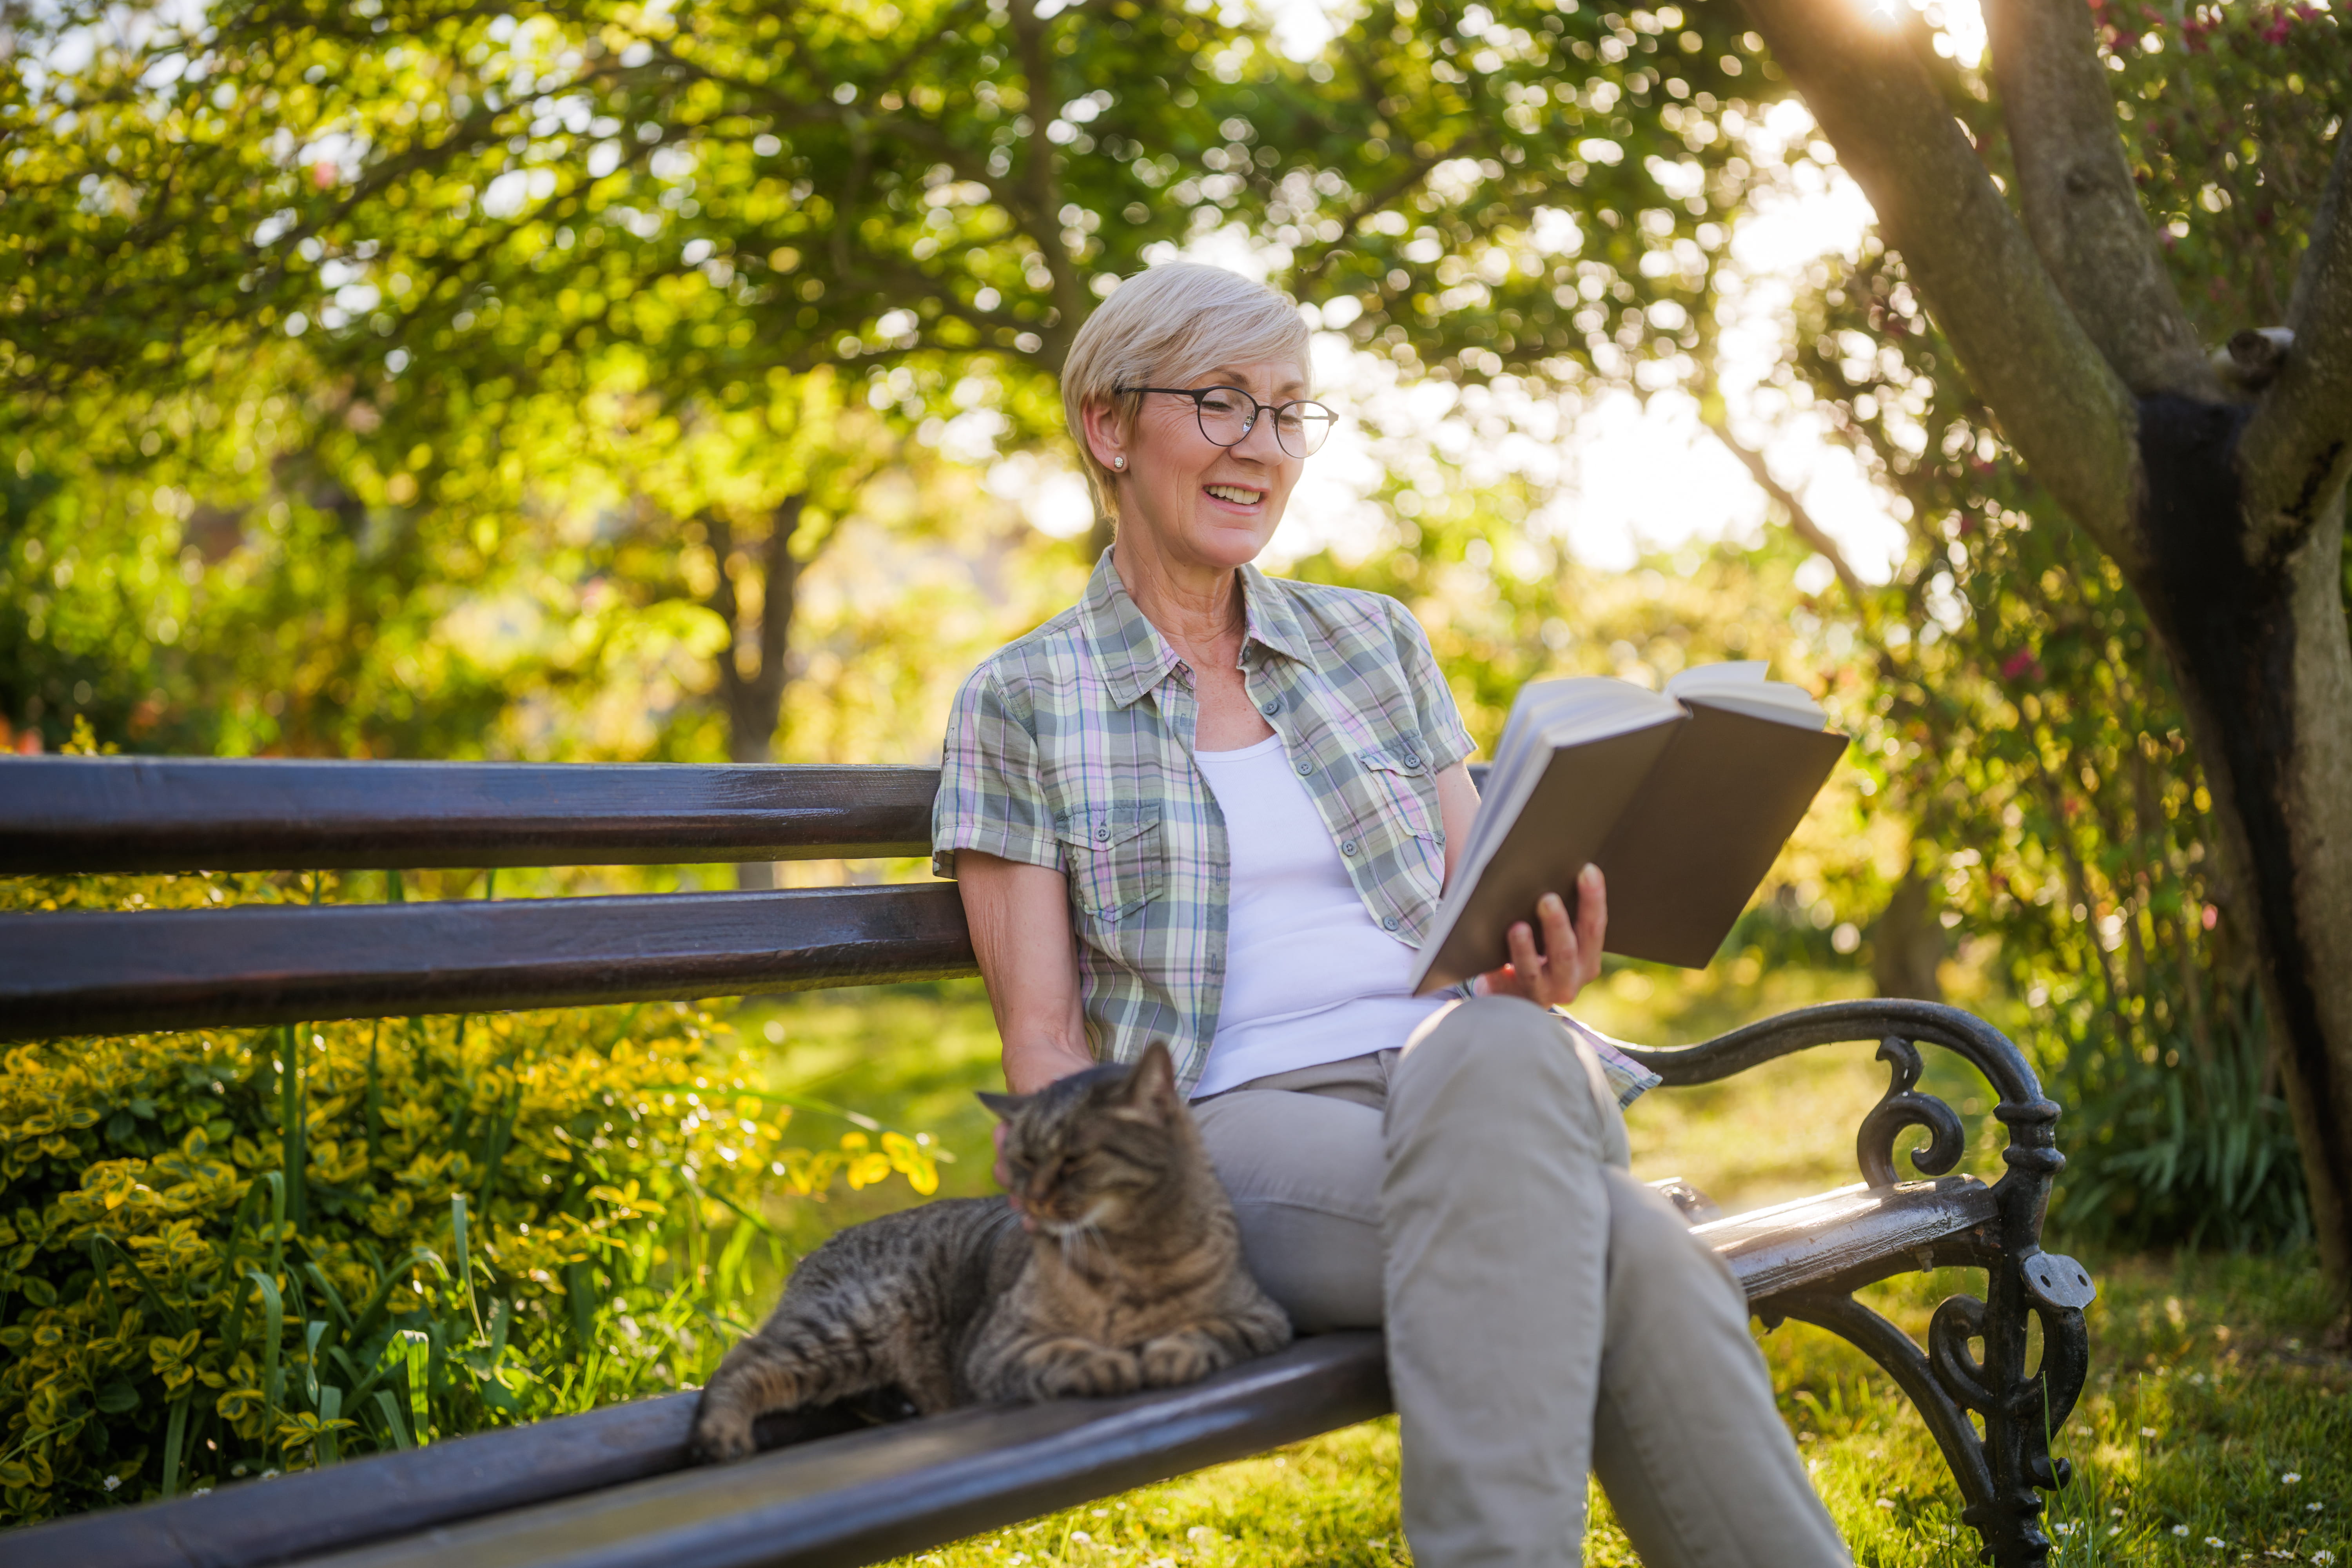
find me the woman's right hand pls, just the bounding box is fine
[1475,862,1608,1008]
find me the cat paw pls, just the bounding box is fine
[1139,1333,1227,1388]
[1032,1345,1143,1400]
[688,1405,758,1465]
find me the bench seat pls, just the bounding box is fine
[3,1179,1993,1568]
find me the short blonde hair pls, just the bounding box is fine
[1060,263,1310,525]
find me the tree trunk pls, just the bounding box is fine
[709,497,807,891]
[2129,396,2352,1285]
[1724,0,2352,1304]
[1872,868,1945,1004]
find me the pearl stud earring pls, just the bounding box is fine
[1112,456,1126,470]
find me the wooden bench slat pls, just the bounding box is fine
[1693,1177,1995,1300]
[0,759,942,874]
[0,1392,709,1568]
[295,1333,1393,1568]
[0,885,978,1042]
[0,759,1497,876]
[2,1179,1998,1568]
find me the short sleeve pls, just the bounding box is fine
[930,662,1063,879]
[1389,601,1477,772]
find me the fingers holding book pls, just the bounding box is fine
[1478,863,1608,1007]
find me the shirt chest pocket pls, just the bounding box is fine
[1358,745,1441,842]
[1054,806,1166,924]
[1353,746,1447,900]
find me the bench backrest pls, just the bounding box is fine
[1,758,959,1041]
[0,756,1497,1042]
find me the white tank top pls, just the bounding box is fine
[1190,734,1449,1098]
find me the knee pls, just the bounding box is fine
[1392,996,1598,1138]
[1401,995,1557,1073]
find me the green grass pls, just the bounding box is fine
[730,978,2349,1566]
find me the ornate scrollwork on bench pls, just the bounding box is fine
[1857,1036,1966,1187]
[1610,999,2098,1568]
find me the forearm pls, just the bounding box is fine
[955,849,1096,1093]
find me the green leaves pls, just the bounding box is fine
[0,997,940,1523]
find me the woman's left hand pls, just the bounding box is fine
[1475,863,1607,1008]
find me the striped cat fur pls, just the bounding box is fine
[689,1042,1292,1462]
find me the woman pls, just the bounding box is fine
[931,263,1849,1568]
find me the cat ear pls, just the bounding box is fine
[975,1089,1028,1122]
[1119,1042,1180,1114]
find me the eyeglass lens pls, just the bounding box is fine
[1195,388,1336,457]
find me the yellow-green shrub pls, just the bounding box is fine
[0,1004,936,1526]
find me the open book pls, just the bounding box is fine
[1408,662,1848,992]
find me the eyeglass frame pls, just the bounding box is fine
[1112,384,1338,459]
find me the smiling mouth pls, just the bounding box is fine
[1204,483,1265,506]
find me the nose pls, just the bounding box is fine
[1229,407,1287,464]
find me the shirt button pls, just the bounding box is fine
[1381,915,1401,932]
[1260,699,1279,715]
[1402,753,1421,768]
[1295,758,1314,776]
[1341,840,1358,857]
[1095,827,1109,842]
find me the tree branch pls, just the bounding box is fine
[1703,420,1868,610]
[1982,0,2218,399]
[1291,132,1485,291]
[1731,0,2143,567]
[2239,129,2352,544]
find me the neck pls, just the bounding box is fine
[1111,537,1246,671]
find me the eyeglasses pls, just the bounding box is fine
[1114,385,1338,459]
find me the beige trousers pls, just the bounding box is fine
[1191,996,1850,1568]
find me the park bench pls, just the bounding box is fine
[0,757,2096,1568]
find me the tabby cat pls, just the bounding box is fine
[689,1042,1293,1463]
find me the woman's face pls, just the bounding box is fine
[1091,358,1308,573]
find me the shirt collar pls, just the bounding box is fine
[1237,562,1312,667]
[1076,550,1315,709]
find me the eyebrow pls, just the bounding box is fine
[1190,367,1312,398]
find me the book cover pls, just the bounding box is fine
[1410,687,1848,991]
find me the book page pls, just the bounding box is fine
[1664,662,1826,728]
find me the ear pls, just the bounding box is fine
[975,1089,1028,1122]
[1118,1041,1180,1114]
[1078,397,1128,475]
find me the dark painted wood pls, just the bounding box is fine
[301,1334,1393,1568]
[1693,1177,1995,1301]
[2,1177,2006,1568]
[0,759,1492,875]
[0,884,978,1042]
[0,759,942,874]
[0,1397,877,1568]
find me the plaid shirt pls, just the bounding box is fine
[932,552,1659,1107]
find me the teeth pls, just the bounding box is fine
[1205,484,1263,503]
